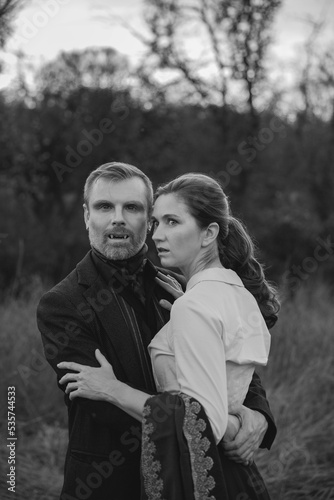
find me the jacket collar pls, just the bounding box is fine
[187,267,244,291]
[76,251,100,286]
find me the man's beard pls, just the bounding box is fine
[88,229,146,261]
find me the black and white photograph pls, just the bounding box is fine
[0,0,333,499]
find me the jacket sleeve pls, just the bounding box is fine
[243,371,277,449]
[37,288,144,430]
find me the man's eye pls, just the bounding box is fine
[99,204,111,210]
[168,219,177,226]
[127,205,139,211]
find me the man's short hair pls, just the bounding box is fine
[84,162,153,215]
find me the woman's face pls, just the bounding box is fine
[152,193,205,272]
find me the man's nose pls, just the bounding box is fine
[111,207,125,225]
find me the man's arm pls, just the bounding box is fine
[222,371,276,464]
[37,289,143,430]
[243,371,276,449]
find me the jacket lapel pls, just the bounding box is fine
[77,252,146,386]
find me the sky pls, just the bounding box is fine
[1,0,334,88]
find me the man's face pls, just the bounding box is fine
[84,177,149,260]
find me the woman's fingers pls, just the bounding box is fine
[64,381,79,394]
[155,276,174,292]
[57,361,83,371]
[155,274,184,299]
[159,299,172,311]
[59,372,79,385]
[157,272,182,289]
[95,349,110,368]
[156,271,171,282]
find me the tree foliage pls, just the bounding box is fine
[137,0,281,120]
[0,0,24,48]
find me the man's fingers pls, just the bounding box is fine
[222,434,252,452]
[223,448,254,464]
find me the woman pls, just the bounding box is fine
[58,173,279,499]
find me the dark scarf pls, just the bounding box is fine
[91,244,148,304]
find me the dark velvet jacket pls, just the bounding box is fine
[37,251,277,500]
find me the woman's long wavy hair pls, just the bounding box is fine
[155,173,280,328]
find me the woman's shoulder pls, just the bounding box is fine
[186,267,244,291]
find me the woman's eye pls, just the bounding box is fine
[168,219,177,226]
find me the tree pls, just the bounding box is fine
[133,0,281,127]
[0,0,24,48]
[36,47,129,99]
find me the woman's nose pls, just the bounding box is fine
[152,224,164,242]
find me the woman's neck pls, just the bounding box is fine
[180,255,223,282]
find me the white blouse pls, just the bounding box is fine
[148,267,271,443]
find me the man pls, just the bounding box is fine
[37,162,276,500]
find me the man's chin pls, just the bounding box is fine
[100,244,140,261]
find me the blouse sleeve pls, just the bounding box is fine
[170,294,228,443]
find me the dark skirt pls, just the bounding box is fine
[141,392,270,500]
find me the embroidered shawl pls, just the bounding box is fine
[140,392,229,500]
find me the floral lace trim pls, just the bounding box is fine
[181,394,216,500]
[141,403,165,500]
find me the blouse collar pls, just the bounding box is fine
[186,267,244,291]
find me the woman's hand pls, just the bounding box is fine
[155,271,184,311]
[57,349,119,402]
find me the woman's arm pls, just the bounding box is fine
[58,349,151,422]
[170,294,229,442]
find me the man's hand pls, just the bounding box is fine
[222,406,268,465]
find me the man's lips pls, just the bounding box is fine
[107,234,130,240]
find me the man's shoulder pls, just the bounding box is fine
[40,251,97,304]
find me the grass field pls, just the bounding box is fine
[0,278,333,500]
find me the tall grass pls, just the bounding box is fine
[256,282,334,499]
[0,279,333,499]
[0,278,67,500]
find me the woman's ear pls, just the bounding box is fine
[202,222,219,247]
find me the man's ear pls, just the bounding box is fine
[83,203,89,230]
[202,222,219,247]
